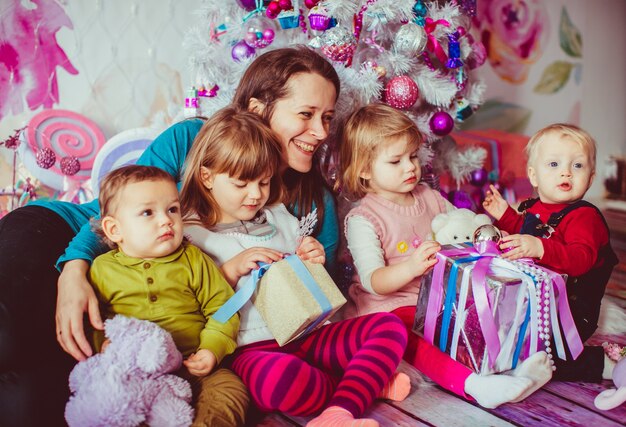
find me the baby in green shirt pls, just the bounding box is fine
[90,164,247,425]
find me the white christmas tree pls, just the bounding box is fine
[183,0,487,187]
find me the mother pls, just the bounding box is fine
[0,46,340,426]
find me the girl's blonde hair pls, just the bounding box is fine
[526,123,597,171]
[336,103,423,199]
[180,106,284,227]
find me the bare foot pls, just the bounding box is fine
[305,406,379,427]
[378,372,411,402]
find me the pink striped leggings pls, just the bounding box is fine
[230,312,407,417]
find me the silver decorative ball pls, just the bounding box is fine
[394,23,427,55]
[472,224,502,246]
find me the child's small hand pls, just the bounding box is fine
[222,247,284,286]
[499,234,544,260]
[483,184,509,221]
[410,240,441,277]
[183,349,217,377]
[296,236,326,265]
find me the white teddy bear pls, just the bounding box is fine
[431,208,492,245]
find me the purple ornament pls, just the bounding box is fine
[308,5,330,31]
[235,0,258,11]
[448,190,474,210]
[469,168,489,187]
[60,156,81,176]
[231,40,256,62]
[36,147,56,169]
[384,76,419,110]
[429,111,454,136]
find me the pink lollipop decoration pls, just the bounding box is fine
[23,109,106,190]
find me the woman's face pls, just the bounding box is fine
[268,73,337,173]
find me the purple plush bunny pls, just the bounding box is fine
[65,315,194,427]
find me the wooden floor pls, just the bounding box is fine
[248,298,626,427]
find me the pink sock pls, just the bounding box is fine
[378,372,411,402]
[305,406,379,427]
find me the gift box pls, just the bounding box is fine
[413,243,582,375]
[252,255,347,346]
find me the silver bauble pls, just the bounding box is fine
[394,23,427,55]
[472,224,502,246]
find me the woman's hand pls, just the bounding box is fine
[183,349,217,377]
[221,247,284,286]
[296,236,326,265]
[409,240,441,278]
[483,184,510,221]
[55,259,103,361]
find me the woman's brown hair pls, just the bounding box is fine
[233,46,341,229]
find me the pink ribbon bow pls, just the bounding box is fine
[424,17,450,64]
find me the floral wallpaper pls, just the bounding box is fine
[475,0,550,84]
[465,0,584,134]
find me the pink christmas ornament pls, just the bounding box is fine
[384,76,419,110]
[304,0,318,8]
[60,155,81,176]
[278,0,292,9]
[267,1,281,14]
[429,111,454,136]
[263,28,275,43]
[36,147,56,169]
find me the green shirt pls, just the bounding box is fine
[89,243,238,362]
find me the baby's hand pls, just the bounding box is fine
[222,247,284,286]
[183,349,217,377]
[296,236,326,265]
[482,184,509,220]
[499,234,544,260]
[410,240,441,277]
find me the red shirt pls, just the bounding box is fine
[495,200,609,277]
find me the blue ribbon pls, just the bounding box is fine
[243,0,265,22]
[512,301,531,369]
[213,255,333,333]
[213,262,271,323]
[439,255,481,352]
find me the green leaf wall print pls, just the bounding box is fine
[534,61,574,94]
[560,7,582,58]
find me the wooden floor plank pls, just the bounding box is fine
[490,389,624,427]
[280,400,432,427]
[542,380,626,424]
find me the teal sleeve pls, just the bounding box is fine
[55,119,204,270]
[55,217,110,270]
[135,118,204,186]
[316,188,339,275]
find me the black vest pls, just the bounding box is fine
[517,198,619,341]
